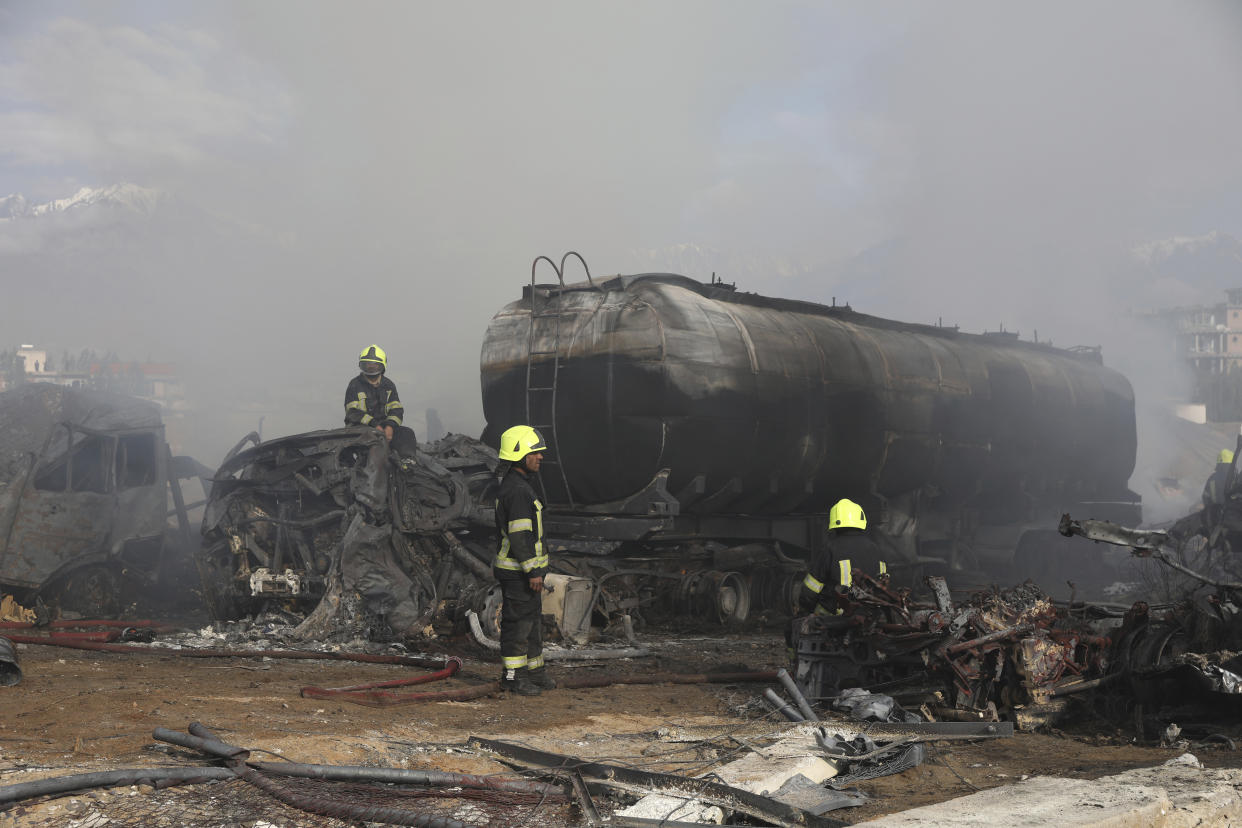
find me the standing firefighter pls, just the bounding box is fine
[493,425,555,695]
[799,498,886,616]
[1202,448,1235,532]
[344,345,419,460]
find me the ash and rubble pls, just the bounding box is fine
[13,389,1242,825]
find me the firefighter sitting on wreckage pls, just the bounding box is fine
[492,425,556,696]
[798,498,887,616]
[344,344,419,463]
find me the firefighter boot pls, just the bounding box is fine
[500,669,541,696]
[527,667,556,690]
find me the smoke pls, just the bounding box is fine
[2,1,1241,479]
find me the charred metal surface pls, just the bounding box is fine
[197,429,499,633]
[791,573,1109,724]
[0,385,209,616]
[0,636,20,686]
[481,273,1140,531]
[198,427,812,636]
[1061,510,1242,721]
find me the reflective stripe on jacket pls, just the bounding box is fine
[343,374,405,428]
[493,468,548,577]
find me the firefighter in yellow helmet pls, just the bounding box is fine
[798,498,887,617]
[344,345,418,460]
[492,425,553,695]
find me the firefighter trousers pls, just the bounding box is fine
[498,576,543,672]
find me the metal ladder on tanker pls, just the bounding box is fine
[524,252,596,510]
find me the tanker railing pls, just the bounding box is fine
[525,254,577,509]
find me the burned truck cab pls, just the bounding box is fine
[0,384,206,616]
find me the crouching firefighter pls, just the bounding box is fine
[493,425,556,695]
[798,498,887,617]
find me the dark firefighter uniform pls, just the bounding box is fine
[344,373,405,431]
[343,344,419,459]
[798,498,886,617]
[493,464,549,685]
[799,529,887,615]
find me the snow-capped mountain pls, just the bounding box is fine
[0,183,162,222]
[1129,231,1242,309]
[1133,230,1242,267]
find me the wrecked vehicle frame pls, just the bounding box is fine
[0,385,210,617]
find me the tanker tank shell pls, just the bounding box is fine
[480,274,1137,517]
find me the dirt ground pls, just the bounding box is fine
[2,627,1239,826]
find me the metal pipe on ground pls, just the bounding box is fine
[249,762,564,796]
[776,668,818,721]
[764,688,805,722]
[153,726,250,762]
[167,725,476,828]
[0,637,20,687]
[0,767,234,804]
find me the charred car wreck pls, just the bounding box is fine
[0,384,210,617]
[198,429,498,638]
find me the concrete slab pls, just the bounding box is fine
[616,730,839,824]
[860,753,1242,828]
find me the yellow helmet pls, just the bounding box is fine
[1221,449,1235,464]
[828,498,867,530]
[359,344,387,376]
[498,425,547,462]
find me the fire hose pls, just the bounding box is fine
[5,635,449,668]
[300,657,464,702]
[0,619,175,631]
[158,723,481,828]
[315,669,781,708]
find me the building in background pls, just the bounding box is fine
[2,344,186,415]
[1150,289,1242,422]
[16,345,49,375]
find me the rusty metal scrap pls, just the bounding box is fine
[791,574,1110,721]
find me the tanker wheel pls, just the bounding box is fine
[43,565,123,618]
[713,572,751,626]
[479,584,503,641]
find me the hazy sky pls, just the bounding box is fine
[3,1,1242,462]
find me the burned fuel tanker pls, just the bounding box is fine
[481,258,1140,586]
[198,257,1141,638]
